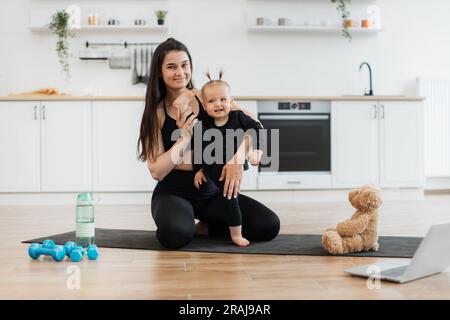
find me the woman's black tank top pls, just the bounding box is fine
[153,95,218,197]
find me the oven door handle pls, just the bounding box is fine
[259,115,329,121]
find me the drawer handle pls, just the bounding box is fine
[287,181,302,184]
[259,115,329,121]
[372,105,377,119]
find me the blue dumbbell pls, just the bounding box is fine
[64,241,78,258]
[87,244,99,260]
[64,241,100,262]
[42,239,56,249]
[28,243,65,262]
[69,245,85,262]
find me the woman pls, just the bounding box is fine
[138,38,280,249]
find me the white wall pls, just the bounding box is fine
[0,0,449,97]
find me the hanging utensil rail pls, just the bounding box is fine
[85,41,161,48]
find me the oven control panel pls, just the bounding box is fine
[257,100,330,114]
[278,102,311,110]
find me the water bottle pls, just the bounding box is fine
[76,192,95,247]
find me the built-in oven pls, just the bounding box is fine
[257,100,332,189]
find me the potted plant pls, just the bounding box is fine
[155,10,167,25]
[331,0,352,40]
[49,10,75,78]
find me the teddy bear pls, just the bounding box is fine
[321,184,382,254]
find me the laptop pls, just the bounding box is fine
[345,221,450,283]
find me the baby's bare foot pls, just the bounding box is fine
[231,235,250,247]
[229,226,249,246]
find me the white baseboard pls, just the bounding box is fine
[0,188,424,206]
[242,188,424,203]
[0,192,152,206]
[425,177,450,190]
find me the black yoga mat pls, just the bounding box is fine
[22,228,422,258]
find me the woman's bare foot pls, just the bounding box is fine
[194,220,208,236]
[230,226,250,247]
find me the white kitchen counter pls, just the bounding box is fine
[0,98,425,196]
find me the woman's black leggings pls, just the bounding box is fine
[151,192,280,249]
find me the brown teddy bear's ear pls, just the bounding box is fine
[348,189,360,208]
[359,187,382,211]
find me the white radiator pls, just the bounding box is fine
[418,79,450,177]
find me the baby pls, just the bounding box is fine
[193,73,264,247]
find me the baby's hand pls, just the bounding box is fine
[194,170,207,189]
[173,90,195,113]
[248,149,263,166]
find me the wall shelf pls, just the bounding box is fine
[246,0,382,38]
[248,25,381,34]
[29,25,168,32]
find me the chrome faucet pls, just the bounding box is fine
[359,61,373,96]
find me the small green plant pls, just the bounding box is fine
[155,10,167,25]
[331,0,352,41]
[49,10,75,78]
[155,10,167,20]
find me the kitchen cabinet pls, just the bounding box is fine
[0,101,91,192]
[93,101,156,192]
[379,102,424,188]
[332,100,424,188]
[0,102,40,192]
[41,101,92,191]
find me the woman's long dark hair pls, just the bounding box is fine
[137,38,194,161]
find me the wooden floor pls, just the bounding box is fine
[1,193,450,299]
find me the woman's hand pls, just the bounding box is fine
[219,159,244,199]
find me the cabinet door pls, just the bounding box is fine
[332,101,379,188]
[41,101,92,191]
[93,101,156,191]
[0,102,40,192]
[235,100,258,190]
[379,101,424,187]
